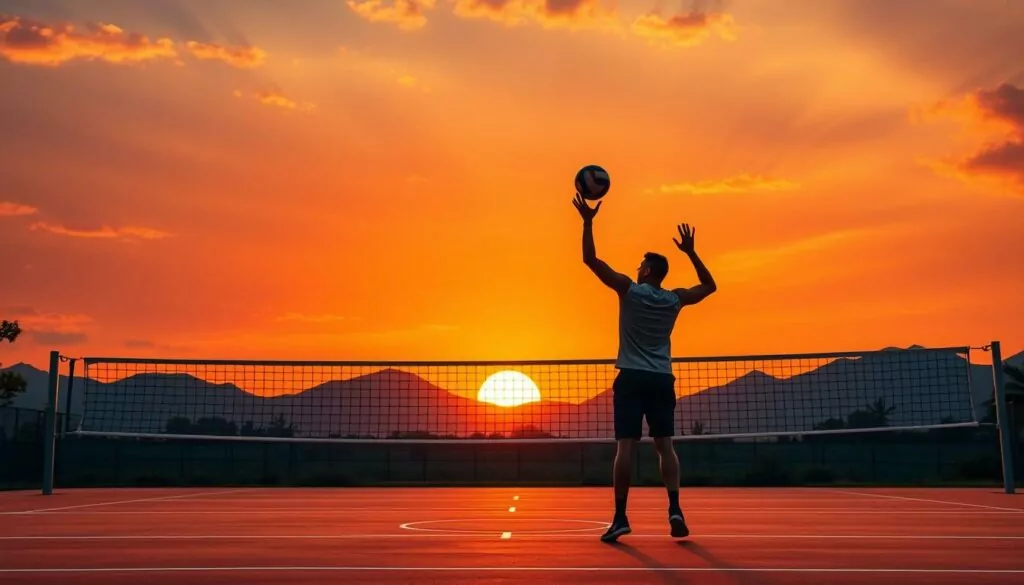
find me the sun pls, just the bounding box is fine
[477,370,542,407]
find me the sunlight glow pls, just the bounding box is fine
[477,370,542,407]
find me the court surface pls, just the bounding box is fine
[1,487,1022,584]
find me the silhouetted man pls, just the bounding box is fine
[572,193,717,542]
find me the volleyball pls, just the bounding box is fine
[575,165,610,201]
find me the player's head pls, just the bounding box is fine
[638,252,669,285]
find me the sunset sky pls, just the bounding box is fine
[1,0,1022,372]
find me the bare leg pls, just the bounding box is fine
[654,437,688,537]
[654,437,680,492]
[613,438,635,509]
[602,439,635,542]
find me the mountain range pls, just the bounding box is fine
[4,345,1017,439]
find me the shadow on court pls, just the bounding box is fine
[678,540,760,585]
[605,539,759,585]
[604,541,689,585]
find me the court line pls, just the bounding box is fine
[12,489,255,514]
[1,566,1022,574]
[830,490,1023,513]
[3,534,1022,541]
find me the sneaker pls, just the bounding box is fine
[668,511,689,538]
[601,517,631,542]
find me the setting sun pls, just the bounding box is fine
[477,371,542,408]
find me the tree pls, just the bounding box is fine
[865,397,897,426]
[0,319,26,407]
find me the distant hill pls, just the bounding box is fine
[1006,350,1024,369]
[0,345,1009,439]
[0,363,85,413]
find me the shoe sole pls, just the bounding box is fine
[600,526,632,542]
[669,516,689,538]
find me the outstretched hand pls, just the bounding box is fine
[673,223,696,254]
[573,193,601,221]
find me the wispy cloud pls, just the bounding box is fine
[275,312,351,324]
[711,228,882,285]
[6,308,91,346]
[0,201,38,217]
[345,0,436,31]
[184,41,267,69]
[631,7,736,48]
[29,222,171,240]
[451,0,620,31]
[31,330,87,345]
[234,89,316,112]
[0,15,177,67]
[653,174,801,195]
[1,15,268,70]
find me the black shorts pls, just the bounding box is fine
[613,368,677,440]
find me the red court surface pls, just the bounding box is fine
[1,487,1022,584]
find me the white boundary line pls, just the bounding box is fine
[399,519,608,535]
[1,566,1021,574]
[2,533,1023,541]
[830,490,1024,513]
[13,489,255,514]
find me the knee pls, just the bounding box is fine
[615,439,635,460]
[654,438,676,458]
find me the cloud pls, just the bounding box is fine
[0,15,269,70]
[234,89,316,112]
[6,309,91,346]
[630,8,736,47]
[922,83,1024,193]
[345,0,436,30]
[31,330,88,345]
[0,15,178,66]
[653,174,800,195]
[184,40,266,69]
[29,222,171,240]
[275,312,351,324]
[451,0,620,31]
[711,228,881,285]
[0,201,37,217]
[123,338,156,348]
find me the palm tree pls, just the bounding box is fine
[865,397,897,427]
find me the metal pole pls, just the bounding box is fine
[990,341,1016,494]
[42,350,61,495]
[62,359,76,437]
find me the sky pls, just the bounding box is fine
[1,0,1023,373]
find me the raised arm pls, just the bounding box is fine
[573,194,631,295]
[671,223,717,306]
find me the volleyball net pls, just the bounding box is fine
[64,346,986,443]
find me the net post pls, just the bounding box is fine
[41,350,61,496]
[61,358,76,436]
[990,341,1017,494]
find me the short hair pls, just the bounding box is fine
[643,252,669,282]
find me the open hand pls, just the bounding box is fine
[673,223,696,254]
[572,193,602,221]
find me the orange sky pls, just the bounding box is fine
[1,0,1023,373]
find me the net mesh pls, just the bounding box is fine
[71,347,981,442]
